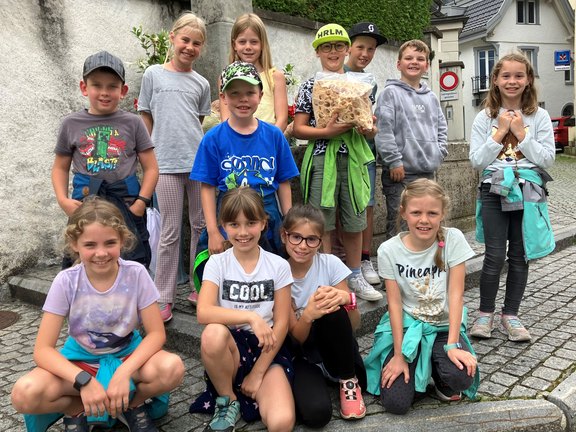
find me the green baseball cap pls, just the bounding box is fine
[220,61,262,92]
[312,24,351,50]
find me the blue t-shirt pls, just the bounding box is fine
[190,120,299,196]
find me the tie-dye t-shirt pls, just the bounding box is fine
[202,247,293,331]
[43,258,159,355]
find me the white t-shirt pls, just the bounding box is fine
[203,247,293,331]
[291,253,351,314]
[43,258,159,355]
[377,227,474,325]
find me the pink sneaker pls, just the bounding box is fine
[339,377,366,420]
[187,291,199,306]
[159,303,173,322]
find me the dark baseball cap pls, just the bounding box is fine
[82,51,125,82]
[220,61,262,92]
[348,22,387,46]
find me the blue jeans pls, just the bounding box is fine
[479,183,529,315]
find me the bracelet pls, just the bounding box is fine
[343,292,357,311]
[137,195,152,206]
[443,342,463,353]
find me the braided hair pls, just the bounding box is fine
[398,179,450,271]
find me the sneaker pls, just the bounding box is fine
[339,378,366,419]
[204,396,241,432]
[434,380,462,402]
[469,312,494,339]
[348,274,383,301]
[187,291,199,306]
[159,303,173,323]
[361,260,380,285]
[501,315,531,342]
[119,404,158,431]
[63,415,89,432]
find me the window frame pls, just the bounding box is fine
[518,46,539,76]
[517,0,539,25]
[474,46,497,92]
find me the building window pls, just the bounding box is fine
[519,46,538,75]
[565,66,573,85]
[517,0,539,24]
[475,48,495,91]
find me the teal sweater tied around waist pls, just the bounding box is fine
[24,331,169,432]
[363,308,480,400]
[300,129,374,215]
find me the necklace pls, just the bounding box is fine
[170,59,192,73]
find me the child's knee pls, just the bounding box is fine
[157,353,185,388]
[200,323,230,355]
[380,384,413,415]
[262,409,295,432]
[11,376,43,412]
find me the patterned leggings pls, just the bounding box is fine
[155,173,204,304]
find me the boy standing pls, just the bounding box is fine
[190,61,299,256]
[293,24,383,301]
[52,51,159,267]
[375,40,448,239]
[345,22,386,286]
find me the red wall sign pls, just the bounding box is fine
[440,71,459,91]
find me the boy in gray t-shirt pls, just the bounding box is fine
[52,51,159,267]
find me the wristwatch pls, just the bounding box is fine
[343,292,357,311]
[443,342,463,353]
[73,371,92,391]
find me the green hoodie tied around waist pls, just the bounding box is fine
[300,129,374,215]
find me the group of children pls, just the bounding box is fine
[10,8,555,432]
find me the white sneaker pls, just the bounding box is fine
[348,274,383,301]
[361,260,380,285]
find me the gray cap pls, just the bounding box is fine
[82,51,125,82]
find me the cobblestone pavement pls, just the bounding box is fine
[1,156,576,431]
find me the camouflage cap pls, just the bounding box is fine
[220,61,262,92]
[82,50,125,82]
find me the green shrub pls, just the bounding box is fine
[253,0,432,41]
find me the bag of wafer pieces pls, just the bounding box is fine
[312,71,375,130]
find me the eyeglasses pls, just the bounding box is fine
[318,42,348,53]
[285,232,322,248]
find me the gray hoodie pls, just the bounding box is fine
[375,79,448,174]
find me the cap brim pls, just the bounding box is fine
[221,76,261,92]
[349,32,387,46]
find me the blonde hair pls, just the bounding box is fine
[166,12,207,62]
[398,179,450,271]
[229,13,274,86]
[64,196,135,260]
[398,39,430,62]
[483,52,538,118]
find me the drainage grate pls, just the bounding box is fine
[0,311,20,330]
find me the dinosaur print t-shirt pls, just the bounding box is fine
[43,258,159,355]
[55,109,154,183]
[377,227,474,325]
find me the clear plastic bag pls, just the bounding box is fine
[312,71,375,129]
